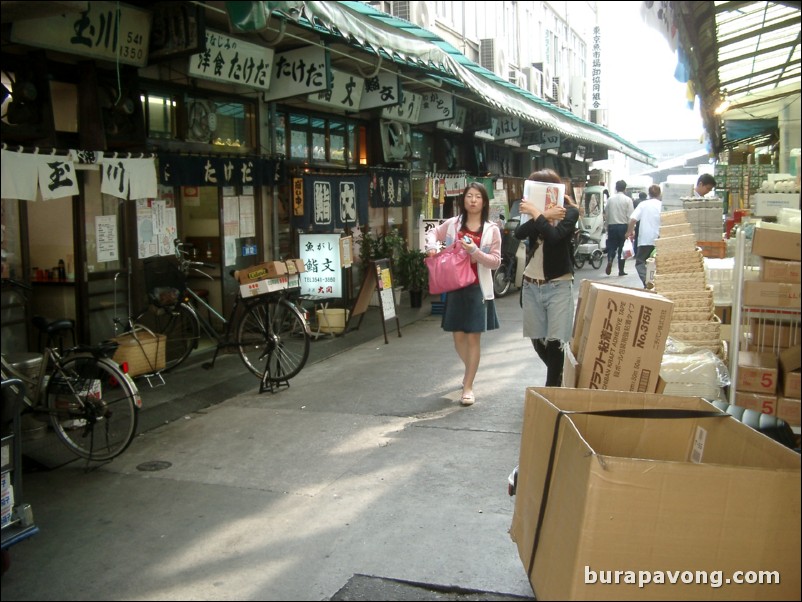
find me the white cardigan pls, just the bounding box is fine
[425,216,502,300]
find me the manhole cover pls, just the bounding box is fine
[136,460,172,472]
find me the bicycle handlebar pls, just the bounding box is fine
[1,277,33,292]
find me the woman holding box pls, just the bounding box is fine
[515,168,579,387]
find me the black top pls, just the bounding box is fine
[514,206,579,280]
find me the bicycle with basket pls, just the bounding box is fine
[132,239,311,389]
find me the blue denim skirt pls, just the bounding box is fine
[442,284,500,333]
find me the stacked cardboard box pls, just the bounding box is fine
[510,387,801,601]
[235,259,306,298]
[564,281,673,393]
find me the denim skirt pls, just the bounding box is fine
[441,283,500,333]
[521,278,573,342]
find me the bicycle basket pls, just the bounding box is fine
[143,256,186,307]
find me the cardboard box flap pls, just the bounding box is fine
[511,388,801,601]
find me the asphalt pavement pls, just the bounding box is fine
[2,263,643,601]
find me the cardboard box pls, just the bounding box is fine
[779,345,801,399]
[285,258,306,274]
[573,282,673,392]
[742,281,801,309]
[777,396,801,426]
[749,319,801,349]
[731,391,777,415]
[759,258,801,284]
[510,387,801,601]
[236,261,288,284]
[239,276,289,298]
[736,351,779,394]
[751,223,802,261]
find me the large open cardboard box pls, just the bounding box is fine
[510,388,800,601]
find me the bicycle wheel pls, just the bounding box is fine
[237,297,310,381]
[492,260,513,297]
[46,355,139,461]
[135,303,199,371]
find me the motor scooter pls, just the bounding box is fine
[572,228,604,270]
[492,217,526,297]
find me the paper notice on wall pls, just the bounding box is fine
[239,195,255,238]
[95,215,119,262]
[223,196,240,238]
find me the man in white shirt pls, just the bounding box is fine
[603,180,634,276]
[626,184,663,288]
[694,174,717,198]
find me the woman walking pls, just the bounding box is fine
[425,182,502,405]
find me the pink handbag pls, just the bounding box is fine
[425,242,475,295]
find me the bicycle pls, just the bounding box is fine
[1,278,141,463]
[133,239,311,384]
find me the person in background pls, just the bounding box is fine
[515,168,579,387]
[603,180,634,277]
[425,182,501,406]
[633,191,647,252]
[627,184,663,288]
[694,174,717,198]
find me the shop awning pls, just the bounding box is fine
[225,1,657,166]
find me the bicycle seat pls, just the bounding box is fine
[31,316,76,352]
[77,340,120,360]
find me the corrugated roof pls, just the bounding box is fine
[227,1,656,165]
[674,1,801,152]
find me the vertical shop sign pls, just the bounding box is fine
[299,233,342,298]
[263,46,330,101]
[189,30,272,90]
[11,1,151,67]
[592,25,602,111]
[292,178,304,216]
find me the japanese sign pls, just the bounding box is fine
[11,1,151,67]
[541,130,561,150]
[369,168,411,208]
[263,46,330,102]
[95,215,119,262]
[299,233,343,298]
[418,91,455,124]
[158,155,273,187]
[360,72,402,110]
[38,158,79,201]
[307,68,364,111]
[189,30,273,90]
[381,89,422,124]
[436,104,467,133]
[295,175,369,232]
[592,25,603,110]
[477,116,521,141]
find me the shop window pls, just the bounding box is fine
[311,117,326,160]
[143,92,177,139]
[330,120,345,164]
[411,131,433,171]
[290,113,309,160]
[184,95,255,150]
[275,112,287,156]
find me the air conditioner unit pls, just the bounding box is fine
[558,79,569,107]
[542,65,554,100]
[412,1,434,29]
[479,39,496,72]
[367,1,392,14]
[509,67,527,90]
[523,66,543,97]
[392,1,410,21]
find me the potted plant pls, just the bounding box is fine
[358,227,406,306]
[397,247,428,308]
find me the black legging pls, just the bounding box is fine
[533,339,564,387]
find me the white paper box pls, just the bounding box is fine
[522,180,565,221]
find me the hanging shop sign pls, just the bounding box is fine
[418,91,456,124]
[0,149,159,201]
[148,2,205,62]
[477,116,521,141]
[11,1,152,67]
[368,168,411,208]
[263,46,331,102]
[380,120,412,163]
[298,233,343,298]
[293,174,369,232]
[157,154,276,188]
[359,72,402,110]
[541,130,561,150]
[437,104,467,133]
[307,68,364,111]
[188,30,272,90]
[381,89,422,124]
